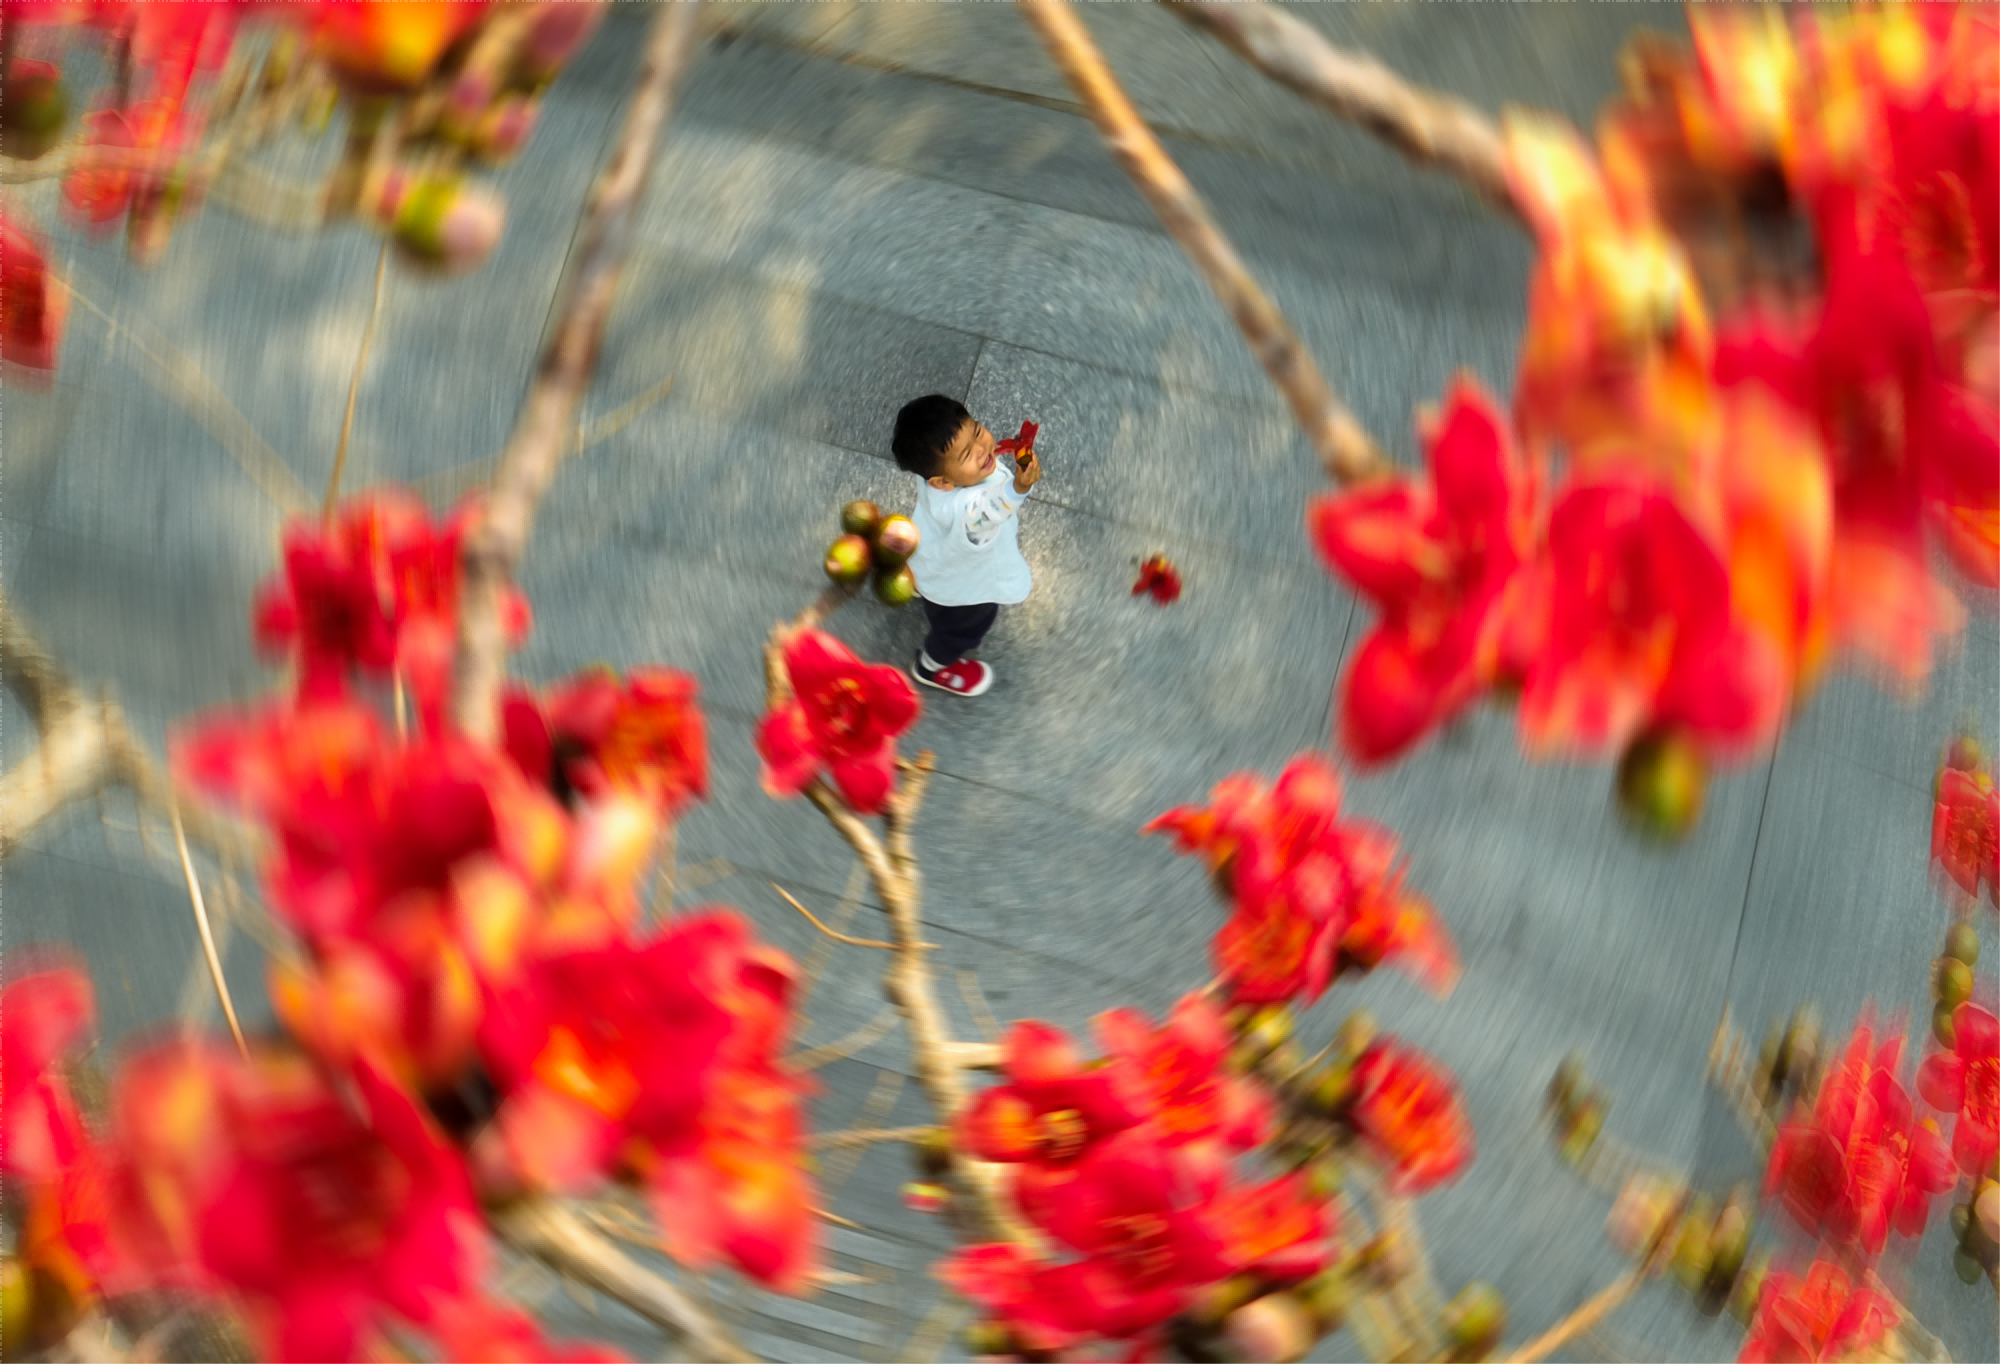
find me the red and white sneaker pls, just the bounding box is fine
[912,653,994,697]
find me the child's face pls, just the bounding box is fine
[928,418,996,489]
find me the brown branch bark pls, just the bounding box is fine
[1158,0,1516,215]
[1019,0,1392,486]
[491,1199,758,1364]
[451,1,704,743]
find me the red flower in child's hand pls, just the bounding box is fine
[756,628,918,814]
[1133,554,1183,604]
[995,420,1040,455]
[1918,1003,1999,1176]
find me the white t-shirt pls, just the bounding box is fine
[906,465,1033,607]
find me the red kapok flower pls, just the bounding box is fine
[309,0,492,92]
[62,101,183,229]
[1,964,96,1186]
[1094,993,1270,1153]
[957,1020,1147,1168]
[937,1243,1101,1354]
[110,1045,487,1363]
[1309,376,1536,763]
[1932,766,1999,903]
[1210,1172,1333,1283]
[538,666,707,817]
[1334,870,1461,997]
[1739,1258,1896,1364]
[1918,1003,1998,1175]
[1518,475,1787,760]
[757,628,919,814]
[0,213,67,375]
[252,490,528,717]
[1133,553,1182,604]
[1346,1037,1475,1195]
[1022,1133,1232,1340]
[1766,1020,1957,1254]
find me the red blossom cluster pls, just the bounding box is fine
[2,487,817,1358]
[1145,752,1458,1005]
[0,212,68,378]
[1766,1018,1957,1257]
[1311,2,1997,818]
[1738,1258,1897,1364]
[940,1003,1473,1355]
[0,0,606,271]
[1933,741,1999,906]
[941,1006,1310,1354]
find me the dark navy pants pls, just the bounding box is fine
[919,599,999,665]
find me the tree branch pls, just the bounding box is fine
[760,603,1031,1245]
[451,0,705,743]
[1019,0,1392,486]
[1158,0,1516,215]
[491,1199,758,1364]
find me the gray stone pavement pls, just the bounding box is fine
[4,4,1996,1360]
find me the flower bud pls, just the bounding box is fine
[1558,1095,1606,1166]
[1978,1181,1999,1245]
[1616,728,1707,840]
[1728,1252,1770,1326]
[824,535,871,586]
[1936,1002,1960,1050]
[873,563,917,608]
[0,59,68,160]
[1937,957,1974,1010]
[1334,1010,1379,1062]
[1954,1246,1986,1284]
[1190,1274,1262,1329]
[1946,922,1980,968]
[1606,1174,1679,1257]
[1443,1282,1507,1361]
[441,69,496,144]
[914,1127,953,1178]
[1,1260,31,1353]
[1948,735,1984,772]
[1299,1267,1352,1331]
[389,175,507,273]
[1671,1196,1716,1292]
[1222,1293,1315,1364]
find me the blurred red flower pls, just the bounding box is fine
[1932,766,1999,903]
[1738,1258,1896,1364]
[510,665,708,818]
[1518,475,1786,761]
[757,628,919,814]
[1346,1037,1475,1196]
[1095,993,1271,1153]
[1309,376,1537,763]
[957,1019,1146,1168]
[1766,1021,1956,1255]
[1132,553,1182,604]
[63,101,183,229]
[109,1045,487,1363]
[0,213,67,375]
[1918,1002,1998,1176]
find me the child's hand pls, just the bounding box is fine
[1012,446,1041,494]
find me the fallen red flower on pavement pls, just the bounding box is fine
[1133,553,1183,604]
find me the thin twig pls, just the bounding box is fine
[171,805,248,1059]
[1018,0,1391,487]
[1158,0,1515,214]
[324,241,391,519]
[491,1199,757,1364]
[451,1,705,743]
[772,882,902,950]
[1501,1195,1687,1364]
[808,1124,937,1152]
[788,1007,901,1072]
[60,272,312,514]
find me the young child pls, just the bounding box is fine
[890,394,1041,697]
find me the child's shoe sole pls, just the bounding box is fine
[911,659,994,697]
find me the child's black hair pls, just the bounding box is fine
[891,394,971,480]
